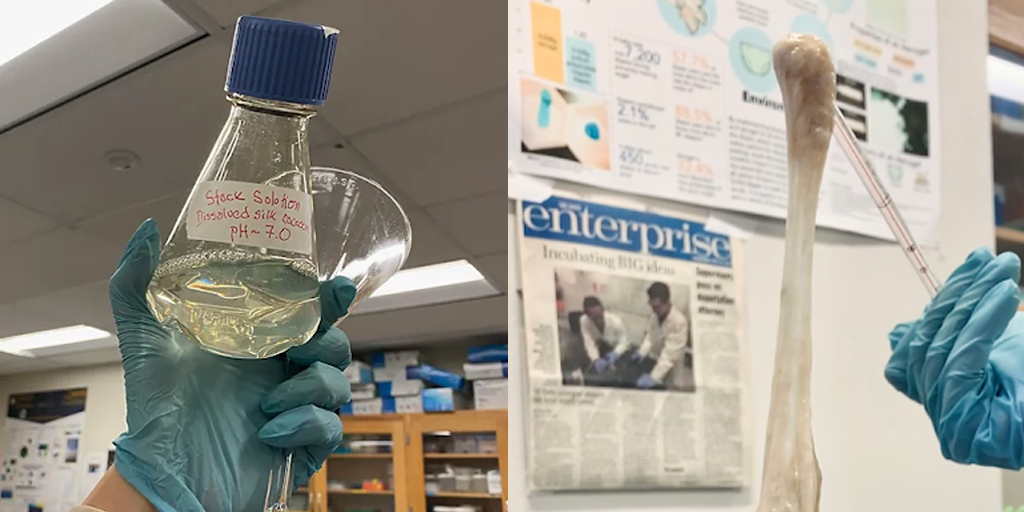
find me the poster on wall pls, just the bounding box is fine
[509,0,941,246]
[517,191,750,491]
[0,388,87,512]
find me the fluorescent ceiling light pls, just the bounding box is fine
[355,259,500,314]
[0,325,111,358]
[0,0,201,131]
[371,260,487,298]
[0,0,115,68]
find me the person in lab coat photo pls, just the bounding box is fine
[580,296,629,373]
[634,282,695,392]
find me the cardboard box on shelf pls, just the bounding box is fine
[370,350,420,368]
[413,364,465,389]
[473,379,508,411]
[372,365,417,382]
[340,397,397,416]
[350,383,377,401]
[423,388,471,412]
[344,360,373,384]
[378,380,423,397]
[374,364,464,389]
[395,395,423,413]
[463,362,509,380]
[467,343,508,363]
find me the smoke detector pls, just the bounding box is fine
[104,150,140,172]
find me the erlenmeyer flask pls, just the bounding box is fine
[147,16,339,359]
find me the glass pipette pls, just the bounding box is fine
[831,103,942,298]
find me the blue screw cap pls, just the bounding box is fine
[225,16,339,106]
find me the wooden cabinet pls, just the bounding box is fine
[302,410,507,512]
[406,410,507,512]
[306,416,408,512]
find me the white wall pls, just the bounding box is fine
[508,1,1000,511]
[0,363,126,461]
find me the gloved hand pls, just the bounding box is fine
[110,220,355,512]
[630,351,645,363]
[885,247,1024,469]
[637,373,658,389]
[593,352,619,373]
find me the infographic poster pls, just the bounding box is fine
[0,388,87,512]
[509,0,941,246]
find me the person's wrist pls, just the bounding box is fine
[82,465,157,512]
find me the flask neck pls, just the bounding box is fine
[198,93,315,187]
[228,93,318,118]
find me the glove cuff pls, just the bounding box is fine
[114,437,204,512]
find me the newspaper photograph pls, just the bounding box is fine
[517,193,750,491]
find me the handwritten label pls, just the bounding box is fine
[186,181,313,255]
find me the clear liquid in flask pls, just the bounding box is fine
[148,249,320,359]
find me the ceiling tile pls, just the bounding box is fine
[405,213,467,268]
[46,347,123,369]
[351,92,505,206]
[472,252,507,293]
[342,295,506,345]
[0,282,116,343]
[0,198,58,243]
[74,192,188,246]
[310,144,419,212]
[0,353,25,367]
[270,0,505,135]
[309,115,342,150]
[188,0,288,27]
[0,39,231,223]
[0,228,122,305]
[0,358,60,375]
[427,192,505,255]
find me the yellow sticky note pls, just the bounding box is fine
[531,2,564,83]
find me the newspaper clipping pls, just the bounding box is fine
[517,193,749,491]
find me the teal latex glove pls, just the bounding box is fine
[110,219,355,512]
[885,247,1024,469]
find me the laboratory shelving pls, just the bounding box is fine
[299,410,507,512]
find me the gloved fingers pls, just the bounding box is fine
[258,404,343,449]
[292,442,338,488]
[931,280,1020,419]
[884,326,916,400]
[888,321,916,351]
[109,219,162,320]
[919,253,1021,402]
[262,362,352,415]
[902,248,994,401]
[286,326,351,370]
[885,320,919,396]
[260,405,344,488]
[317,277,358,331]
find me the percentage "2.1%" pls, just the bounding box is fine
[618,101,651,122]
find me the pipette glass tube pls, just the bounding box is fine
[831,103,942,297]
